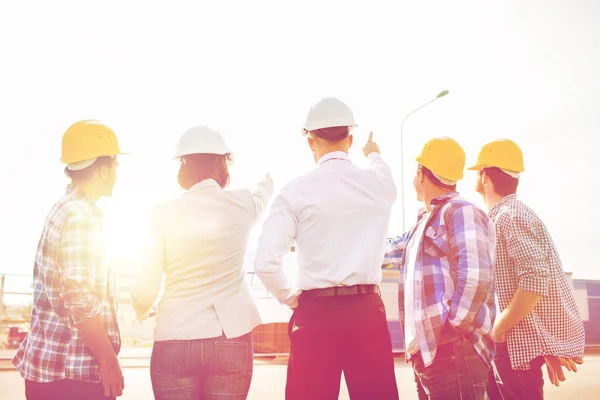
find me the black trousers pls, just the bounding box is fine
[25,379,114,400]
[285,292,399,400]
[485,342,544,400]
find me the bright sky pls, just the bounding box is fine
[1,1,599,281]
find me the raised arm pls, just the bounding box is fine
[363,131,397,203]
[250,174,275,218]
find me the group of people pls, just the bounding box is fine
[12,96,585,400]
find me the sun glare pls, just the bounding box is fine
[102,197,149,273]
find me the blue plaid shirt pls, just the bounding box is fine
[384,192,496,367]
[12,186,121,382]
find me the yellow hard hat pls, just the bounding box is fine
[468,139,524,173]
[60,120,124,164]
[416,136,466,182]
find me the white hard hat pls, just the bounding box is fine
[302,97,357,135]
[174,125,234,165]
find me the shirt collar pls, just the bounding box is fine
[188,179,221,192]
[66,185,102,216]
[416,207,429,220]
[414,192,458,221]
[317,151,351,166]
[489,193,517,219]
[430,191,459,208]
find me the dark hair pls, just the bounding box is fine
[312,126,349,142]
[178,153,229,190]
[482,167,518,196]
[420,166,456,190]
[64,156,116,183]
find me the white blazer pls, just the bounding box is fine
[131,177,274,341]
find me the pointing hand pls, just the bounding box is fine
[363,131,381,157]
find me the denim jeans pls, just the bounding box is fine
[485,342,544,400]
[411,337,490,400]
[150,333,253,400]
[286,293,399,400]
[25,379,114,400]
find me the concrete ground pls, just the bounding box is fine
[1,352,599,399]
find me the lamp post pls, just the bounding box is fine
[399,90,449,232]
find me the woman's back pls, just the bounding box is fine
[160,180,257,312]
[133,178,273,341]
[131,126,274,400]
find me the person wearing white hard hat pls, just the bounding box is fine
[131,126,273,400]
[255,98,399,399]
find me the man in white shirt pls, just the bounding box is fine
[254,97,399,400]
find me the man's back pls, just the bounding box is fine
[255,99,400,400]
[13,187,120,383]
[266,151,396,291]
[490,194,585,369]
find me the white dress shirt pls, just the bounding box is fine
[403,212,429,355]
[131,177,274,341]
[254,151,397,306]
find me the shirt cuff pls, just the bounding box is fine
[67,295,103,325]
[258,177,275,196]
[518,274,549,296]
[367,152,383,162]
[282,292,300,308]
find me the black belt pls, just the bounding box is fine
[301,284,379,298]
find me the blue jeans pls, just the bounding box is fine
[150,333,253,400]
[485,342,544,400]
[411,337,490,400]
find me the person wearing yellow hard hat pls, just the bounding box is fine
[470,139,585,399]
[130,125,273,400]
[255,97,399,399]
[383,136,496,399]
[12,120,125,400]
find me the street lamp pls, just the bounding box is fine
[399,90,450,232]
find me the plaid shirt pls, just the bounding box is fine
[12,186,121,383]
[489,194,585,370]
[384,192,496,368]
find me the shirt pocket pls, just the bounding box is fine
[422,225,448,258]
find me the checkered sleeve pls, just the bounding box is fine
[383,232,410,265]
[59,209,102,325]
[504,213,549,296]
[446,205,495,332]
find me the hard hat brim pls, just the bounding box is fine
[173,152,234,167]
[302,120,358,134]
[60,151,129,165]
[301,125,357,137]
